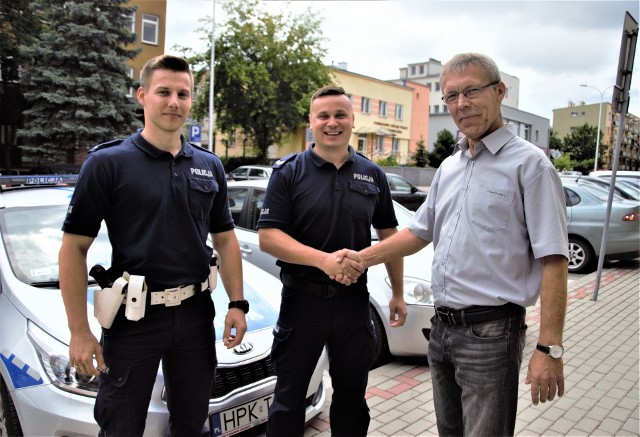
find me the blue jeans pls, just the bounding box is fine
[266,286,375,437]
[95,290,216,437]
[428,307,527,437]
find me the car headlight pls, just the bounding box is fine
[385,276,433,305]
[27,321,99,397]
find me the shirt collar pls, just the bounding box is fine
[456,124,517,156]
[132,128,192,158]
[308,143,356,167]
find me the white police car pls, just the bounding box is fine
[0,175,326,436]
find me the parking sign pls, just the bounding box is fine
[190,125,202,143]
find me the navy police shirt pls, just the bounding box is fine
[256,144,398,285]
[62,130,234,290]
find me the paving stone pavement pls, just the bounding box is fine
[300,259,639,437]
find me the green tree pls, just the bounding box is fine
[0,0,42,172]
[18,0,140,165]
[187,0,330,161]
[428,129,456,168]
[411,137,429,167]
[549,128,562,153]
[553,152,573,172]
[561,124,600,174]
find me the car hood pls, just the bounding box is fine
[8,261,282,366]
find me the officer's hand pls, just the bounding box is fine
[223,309,247,348]
[69,328,104,377]
[327,249,365,284]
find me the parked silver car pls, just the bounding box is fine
[228,165,272,181]
[227,179,435,367]
[0,175,326,436]
[562,177,640,273]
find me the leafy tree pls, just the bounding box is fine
[561,124,600,174]
[187,0,331,161]
[0,0,42,172]
[428,129,456,168]
[18,0,140,165]
[553,152,573,172]
[549,128,562,153]
[411,137,429,167]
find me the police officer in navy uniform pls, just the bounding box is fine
[257,85,408,436]
[59,55,247,436]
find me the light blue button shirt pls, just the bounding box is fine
[409,125,568,309]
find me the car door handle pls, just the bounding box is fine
[240,246,252,255]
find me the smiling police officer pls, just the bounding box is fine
[257,85,408,436]
[59,55,247,436]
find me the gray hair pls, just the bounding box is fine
[440,53,501,84]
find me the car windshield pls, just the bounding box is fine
[577,181,625,202]
[0,205,112,285]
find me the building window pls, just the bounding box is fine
[392,137,399,153]
[376,135,384,153]
[443,105,448,114]
[361,97,370,114]
[129,11,136,34]
[411,66,416,75]
[357,135,367,154]
[419,65,424,75]
[142,14,159,45]
[434,105,440,114]
[435,82,441,91]
[379,101,387,117]
[126,67,134,97]
[524,124,531,141]
[395,104,403,120]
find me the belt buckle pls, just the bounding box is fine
[164,287,181,307]
[437,308,457,325]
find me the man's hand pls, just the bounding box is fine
[69,328,104,377]
[323,249,365,285]
[223,309,248,348]
[388,295,407,327]
[525,350,565,405]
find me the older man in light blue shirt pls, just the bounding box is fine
[354,53,568,437]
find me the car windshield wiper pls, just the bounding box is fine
[29,280,60,288]
[29,279,99,288]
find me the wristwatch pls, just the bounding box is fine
[228,300,250,314]
[536,343,564,359]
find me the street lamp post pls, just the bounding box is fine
[580,84,614,172]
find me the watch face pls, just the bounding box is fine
[549,345,564,358]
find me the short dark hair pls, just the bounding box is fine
[140,55,193,90]
[309,85,348,113]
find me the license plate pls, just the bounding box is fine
[210,395,273,436]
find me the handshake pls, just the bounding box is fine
[323,249,367,286]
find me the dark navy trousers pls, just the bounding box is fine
[95,290,216,437]
[266,285,375,437]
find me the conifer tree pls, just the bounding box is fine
[18,0,140,165]
[428,129,457,168]
[411,137,429,167]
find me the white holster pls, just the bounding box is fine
[94,277,128,329]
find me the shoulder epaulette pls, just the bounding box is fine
[355,151,371,161]
[189,142,216,156]
[89,138,124,153]
[272,152,298,169]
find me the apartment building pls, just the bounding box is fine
[552,101,639,170]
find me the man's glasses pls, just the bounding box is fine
[441,81,500,105]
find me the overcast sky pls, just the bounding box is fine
[164,0,640,124]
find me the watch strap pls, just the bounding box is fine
[228,299,249,314]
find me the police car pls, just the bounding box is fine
[227,179,435,367]
[0,175,326,436]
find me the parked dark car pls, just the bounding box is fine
[385,173,428,211]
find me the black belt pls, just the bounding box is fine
[435,302,523,326]
[281,273,365,298]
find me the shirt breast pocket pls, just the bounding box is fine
[471,185,514,232]
[349,180,380,222]
[189,177,219,221]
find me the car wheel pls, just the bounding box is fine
[369,304,392,369]
[568,237,595,273]
[0,375,23,436]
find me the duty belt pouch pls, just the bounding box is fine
[125,275,147,321]
[94,277,128,329]
[209,250,220,291]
